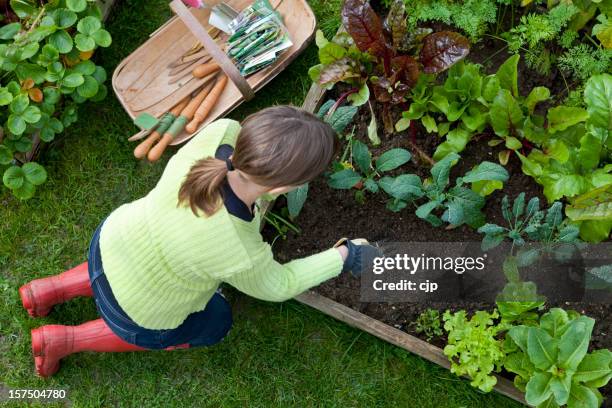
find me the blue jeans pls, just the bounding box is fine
[88,220,233,349]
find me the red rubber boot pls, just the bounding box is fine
[31,319,190,377]
[20,262,93,317]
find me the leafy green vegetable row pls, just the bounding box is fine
[401,54,611,241]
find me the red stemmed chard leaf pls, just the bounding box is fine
[384,0,408,52]
[391,55,419,87]
[371,56,418,104]
[319,58,362,86]
[342,0,391,65]
[420,31,470,74]
[371,77,393,103]
[325,0,469,107]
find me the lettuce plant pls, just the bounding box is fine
[517,73,611,241]
[495,255,546,326]
[443,309,506,392]
[399,55,552,164]
[505,308,612,407]
[401,61,488,160]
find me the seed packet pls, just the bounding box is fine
[225,0,293,76]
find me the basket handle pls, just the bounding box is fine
[170,0,255,101]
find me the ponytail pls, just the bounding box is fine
[178,105,337,218]
[178,157,228,216]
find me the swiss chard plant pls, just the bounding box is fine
[0,0,111,200]
[443,309,507,392]
[483,55,552,165]
[505,308,612,407]
[565,184,612,243]
[310,0,470,132]
[517,73,611,241]
[399,55,552,164]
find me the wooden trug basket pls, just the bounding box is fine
[111,0,316,145]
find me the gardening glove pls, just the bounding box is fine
[334,238,383,278]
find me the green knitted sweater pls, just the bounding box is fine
[98,119,343,330]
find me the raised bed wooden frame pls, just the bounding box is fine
[264,79,528,406]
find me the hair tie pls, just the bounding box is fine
[225,158,234,171]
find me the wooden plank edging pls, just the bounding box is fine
[294,291,527,406]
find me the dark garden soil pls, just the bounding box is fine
[262,15,611,399]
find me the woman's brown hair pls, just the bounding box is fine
[178,105,339,216]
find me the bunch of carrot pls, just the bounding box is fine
[134,62,229,162]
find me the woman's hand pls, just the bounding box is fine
[336,245,349,262]
[334,238,383,277]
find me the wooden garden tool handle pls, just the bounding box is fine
[147,82,215,162]
[185,75,228,133]
[193,62,219,78]
[168,55,212,80]
[133,97,189,159]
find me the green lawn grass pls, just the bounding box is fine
[0,0,522,406]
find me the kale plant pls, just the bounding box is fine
[326,147,508,229]
[477,193,580,251]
